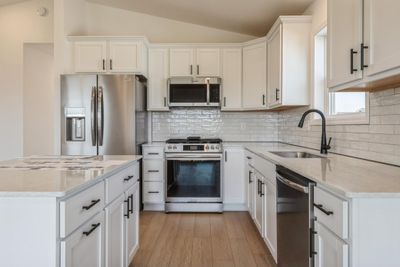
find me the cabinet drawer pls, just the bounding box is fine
[143,146,164,159]
[143,182,164,203]
[143,160,164,181]
[60,181,105,238]
[106,162,140,204]
[61,211,104,267]
[314,186,349,239]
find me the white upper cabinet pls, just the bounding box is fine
[169,48,194,77]
[72,37,148,75]
[221,48,242,110]
[74,41,107,73]
[327,0,363,89]
[196,48,221,76]
[242,41,267,109]
[169,48,221,77]
[267,16,311,109]
[148,48,169,111]
[363,0,400,78]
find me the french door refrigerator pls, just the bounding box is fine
[61,74,147,156]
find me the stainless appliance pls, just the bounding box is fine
[61,74,147,156]
[165,137,223,213]
[168,77,221,107]
[276,165,315,267]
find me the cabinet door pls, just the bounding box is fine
[314,222,349,267]
[61,212,104,267]
[125,183,139,266]
[265,179,277,260]
[248,168,255,219]
[364,0,400,77]
[267,26,282,107]
[148,48,169,111]
[169,48,194,76]
[74,41,107,73]
[254,174,265,236]
[196,48,221,76]
[108,41,140,73]
[223,148,245,205]
[221,48,242,110]
[105,195,125,267]
[327,0,363,88]
[242,42,267,109]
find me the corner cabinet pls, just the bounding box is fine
[70,37,148,75]
[242,40,267,110]
[267,16,311,109]
[328,0,400,91]
[148,48,169,111]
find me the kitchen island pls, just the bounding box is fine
[0,155,141,267]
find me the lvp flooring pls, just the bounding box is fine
[131,211,277,267]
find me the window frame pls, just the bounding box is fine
[310,24,370,126]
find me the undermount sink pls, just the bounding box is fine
[269,151,324,159]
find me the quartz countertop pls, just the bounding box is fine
[0,155,142,197]
[240,142,400,198]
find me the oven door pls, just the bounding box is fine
[165,153,222,203]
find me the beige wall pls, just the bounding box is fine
[0,0,53,160]
[84,2,257,43]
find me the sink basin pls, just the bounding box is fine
[269,151,324,159]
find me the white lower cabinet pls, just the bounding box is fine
[314,221,349,267]
[254,172,265,235]
[264,178,277,259]
[105,195,125,267]
[61,212,105,267]
[125,183,140,265]
[223,147,245,208]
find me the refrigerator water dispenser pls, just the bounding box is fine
[65,108,86,142]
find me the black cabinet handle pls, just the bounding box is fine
[248,171,253,184]
[82,199,101,210]
[83,223,100,236]
[350,49,358,74]
[148,170,159,173]
[190,65,193,75]
[164,97,167,107]
[275,88,280,101]
[257,180,260,195]
[224,151,227,162]
[124,198,130,218]
[129,194,133,214]
[197,65,200,75]
[223,97,226,107]
[148,191,159,194]
[314,203,334,216]
[124,175,134,182]
[360,43,369,70]
[310,228,318,257]
[148,152,159,155]
[110,59,113,70]
[246,156,252,160]
[262,94,266,105]
[260,182,265,196]
[102,59,105,70]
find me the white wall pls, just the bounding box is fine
[84,2,256,43]
[0,0,53,160]
[23,43,54,156]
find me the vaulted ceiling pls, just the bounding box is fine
[87,0,314,36]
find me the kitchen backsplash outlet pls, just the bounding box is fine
[279,87,400,165]
[152,108,279,142]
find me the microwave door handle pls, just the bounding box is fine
[206,78,210,105]
[90,87,97,146]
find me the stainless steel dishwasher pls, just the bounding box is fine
[276,165,315,267]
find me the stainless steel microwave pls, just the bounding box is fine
[168,77,221,107]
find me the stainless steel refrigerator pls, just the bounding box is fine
[61,74,147,156]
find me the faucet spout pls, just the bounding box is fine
[297,109,331,154]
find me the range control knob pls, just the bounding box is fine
[205,145,209,150]
[173,145,177,150]
[168,145,172,150]
[215,145,220,150]
[210,145,215,150]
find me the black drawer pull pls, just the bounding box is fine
[148,170,159,173]
[129,194,134,214]
[148,191,159,194]
[314,204,334,216]
[83,223,100,236]
[148,152,159,155]
[124,175,134,182]
[248,171,253,184]
[246,156,252,160]
[82,199,101,210]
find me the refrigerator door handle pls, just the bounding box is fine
[90,86,97,146]
[97,86,104,146]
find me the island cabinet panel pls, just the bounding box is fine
[105,195,125,267]
[61,212,105,267]
[60,181,105,238]
[106,162,139,204]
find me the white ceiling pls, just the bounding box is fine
[87,0,314,36]
[0,0,26,6]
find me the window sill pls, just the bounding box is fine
[310,114,370,126]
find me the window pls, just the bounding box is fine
[313,26,369,124]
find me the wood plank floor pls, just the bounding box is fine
[131,212,277,267]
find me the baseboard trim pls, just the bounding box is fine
[223,203,248,211]
[143,203,165,211]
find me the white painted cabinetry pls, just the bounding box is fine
[71,37,148,75]
[254,172,265,235]
[266,16,311,109]
[242,41,267,109]
[196,48,221,76]
[105,195,125,267]
[221,48,242,110]
[125,183,140,265]
[265,178,277,258]
[169,48,194,77]
[148,48,169,111]
[223,147,245,210]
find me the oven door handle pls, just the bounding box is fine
[166,157,221,161]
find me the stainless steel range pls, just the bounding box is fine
[165,137,223,213]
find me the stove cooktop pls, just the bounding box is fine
[166,137,222,144]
